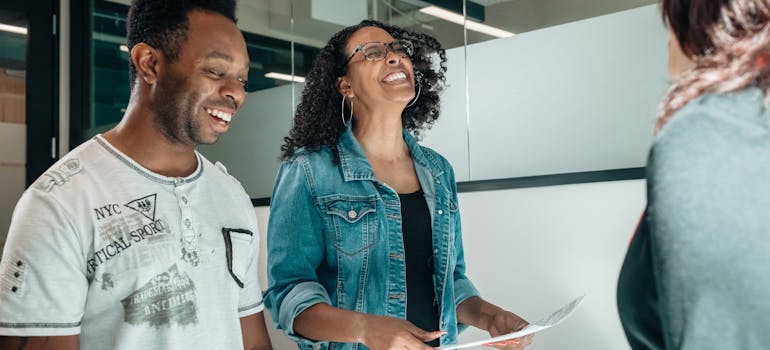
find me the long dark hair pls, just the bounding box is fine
[657,0,770,130]
[280,20,447,160]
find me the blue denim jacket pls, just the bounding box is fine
[264,127,480,350]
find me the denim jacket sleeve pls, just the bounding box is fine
[264,155,331,347]
[444,155,481,331]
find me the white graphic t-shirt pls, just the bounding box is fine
[0,135,264,349]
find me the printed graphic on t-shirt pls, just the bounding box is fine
[93,203,122,220]
[120,264,198,328]
[0,255,26,295]
[125,194,158,222]
[34,158,83,192]
[88,216,171,276]
[180,242,201,267]
[101,272,115,290]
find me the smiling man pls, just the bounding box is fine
[0,1,272,349]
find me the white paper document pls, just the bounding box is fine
[438,295,585,350]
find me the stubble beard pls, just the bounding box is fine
[152,71,212,146]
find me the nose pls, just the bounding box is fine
[222,77,246,109]
[385,48,402,65]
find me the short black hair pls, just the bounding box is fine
[126,0,238,91]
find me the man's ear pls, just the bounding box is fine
[337,77,354,98]
[131,43,163,85]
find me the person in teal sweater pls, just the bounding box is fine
[617,0,770,349]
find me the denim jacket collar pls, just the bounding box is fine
[337,126,444,182]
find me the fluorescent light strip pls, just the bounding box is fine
[265,72,305,83]
[0,23,27,35]
[119,45,129,52]
[419,6,515,38]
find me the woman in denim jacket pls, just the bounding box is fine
[264,20,533,350]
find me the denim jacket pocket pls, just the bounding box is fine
[320,195,378,256]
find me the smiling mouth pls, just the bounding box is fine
[206,108,232,124]
[382,71,408,83]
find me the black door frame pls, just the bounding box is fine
[2,0,59,186]
[69,0,91,152]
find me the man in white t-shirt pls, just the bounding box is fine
[0,1,272,349]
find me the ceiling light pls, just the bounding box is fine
[265,72,305,83]
[119,45,129,52]
[419,6,515,38]
[0,23,27,35]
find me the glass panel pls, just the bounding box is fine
[86,1,474,197]
[463,0,657,45]
[464,1,666,181]
[285,0,468,49]
[91,1,129,137]
[0,9,27,246]
[201,0,472,197]
[199,0,317,198]
[406,0,472,181]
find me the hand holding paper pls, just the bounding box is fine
[439,295,586,350]
[482,309,533,350]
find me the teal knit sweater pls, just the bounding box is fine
[618,87,770,349]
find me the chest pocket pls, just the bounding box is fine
[221,228,255,288]
[320,195,378,256]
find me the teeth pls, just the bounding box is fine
[206,108,232,123]
[384,72,407,82]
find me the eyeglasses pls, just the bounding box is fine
[344,40,414,66]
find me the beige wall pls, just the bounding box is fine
[0,69,25,124]
[0,122,26,246]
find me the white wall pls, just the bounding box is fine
[255,179,645,350]
[255,205,300,350]
[423,5,668,180]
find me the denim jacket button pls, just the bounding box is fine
[347,210,357,219]
[437,209,443,215]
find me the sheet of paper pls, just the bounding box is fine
[438,295,585,350]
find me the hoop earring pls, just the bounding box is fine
[406,74,422,108]
[341,95,353,127]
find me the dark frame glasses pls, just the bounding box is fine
[344,39,414,66]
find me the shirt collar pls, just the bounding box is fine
[336,127,442,182]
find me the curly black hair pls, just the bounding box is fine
[126,0,238,91]
[280,20,448,160]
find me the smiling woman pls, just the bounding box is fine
[263,19,534,350]
[278,20,446,160]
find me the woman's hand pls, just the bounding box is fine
[483,310,533,350]
[361,314,445,350]
[457,297,534,350]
